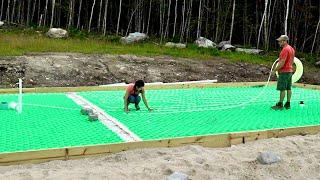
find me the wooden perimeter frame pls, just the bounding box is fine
[0,82,319,165]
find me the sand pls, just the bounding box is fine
[1,133,320,180]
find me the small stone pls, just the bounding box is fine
[81,106,93,115]
[167,172,189,180]
[257,151,281,165]
[88,113,99,121]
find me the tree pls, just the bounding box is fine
[164,0,172,38]
[196,0,203,38]
[97,0,103,30]
[103,0,109,35]
[77,0,83,29]
[146,0,152,34]
[311,14,320,54]
[0,0,4,21]
[173,0,178,37]
[257,0,268,49]
[50,0,56,28]
[285,0,290,35]
[116,0,123,35]
[88,0,96,32]
[43,0,49,26]
[229,0,236,43]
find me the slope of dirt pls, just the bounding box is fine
[0,53,319,88]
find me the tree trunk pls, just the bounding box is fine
[146,0,152,34]
[68,0,75,29]
[77,0,83,29]
[229,0,235,43]
[31,0,37,24]
[0,0,4,21]
[179,0,186,42]
[196,0,202,38]
[37,0,40,25]
[11,0,16,23]
[97,0,103,31]
[164,0,172,38]
[185,0,193,42]
[6,0,11,22]
[88,0,96,32]
[50,0,55,28]
[43,0,49,26]
[214,0,220,42]
[285,0,290,35]
[103,0,109,35]
[311,11,320,53]
[26,0,31,25]
[116,0,123,35]
[173,0,178,37]
[257,0,268,49]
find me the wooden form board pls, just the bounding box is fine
[1,125,320,165]
[0,81,276,94]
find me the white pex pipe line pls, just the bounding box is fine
[18,78,23,114]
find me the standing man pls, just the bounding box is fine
[271,35,295,110]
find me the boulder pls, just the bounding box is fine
[165,42,186,49]
[46,28,68,38]
[235,48,264,55]
[257,151,281,165]
[167,172,189,180]
[120,32,148,44]
[195,37,216,48]
[221,44,236,51]
[218,41,231,49]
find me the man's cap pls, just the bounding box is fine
[276,35,289,41]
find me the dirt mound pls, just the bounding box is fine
[0,53,318,88]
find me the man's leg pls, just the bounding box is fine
[279,90,286,103]
[135,96,141,110]
[287,90,292,102]
[272,74,286,110]
[284,73,292,109]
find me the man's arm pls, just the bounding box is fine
[123,91,130,113]
[141,89,152,111]
[273,59,286,72]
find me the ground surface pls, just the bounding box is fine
[0,133,319,180]
[0,53,319,88]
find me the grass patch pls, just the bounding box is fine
[0,30,317,68]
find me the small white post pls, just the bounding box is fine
[18,78,23,114]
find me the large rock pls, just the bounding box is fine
[221,44,236,51]
[46,28,68,38]
[218,41,236,51]
[218,41,231,49]
[236,48,264,55]
[195,37,216,48]
[315,61,320,68]
[167,172,188,180]
[257,151,281,165]
[165,42,186,49]
[0,21,4,27]
[120,32,148,44]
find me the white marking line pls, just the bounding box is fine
[66,92,141,142]
[100,79,218,87]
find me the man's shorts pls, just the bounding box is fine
[277,72,293,91]
[128,95,141,104]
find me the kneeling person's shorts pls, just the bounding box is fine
[277,72,292,91]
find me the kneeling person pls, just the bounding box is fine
[124,80,152,113]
